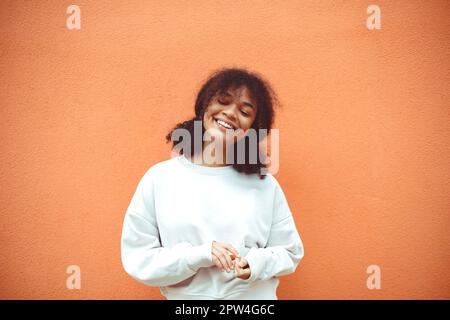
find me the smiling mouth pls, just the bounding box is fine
[215,118,236,130]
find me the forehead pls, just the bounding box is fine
[222,85,250,95]
[218,86,256,105]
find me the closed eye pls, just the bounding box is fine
[217,96,231,105]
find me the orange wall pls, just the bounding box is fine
[0,1,449,299]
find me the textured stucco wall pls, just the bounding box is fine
[0,0,449,299]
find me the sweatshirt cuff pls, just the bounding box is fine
[185,241,214,271]
[242,247,266,283]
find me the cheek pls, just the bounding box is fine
[203,108,215,124]
[241,116,256,130]
[204,105,219,119]
[203,115,212,131]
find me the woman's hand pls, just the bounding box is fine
[234,257,251,280]
[211,241,241,273]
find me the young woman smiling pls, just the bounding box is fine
[121,68,304,300]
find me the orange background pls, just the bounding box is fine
[1,0,449,299]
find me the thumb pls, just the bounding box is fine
[239,258,247,267]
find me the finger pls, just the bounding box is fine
[227,248,241,259]
[234,257,240,273]
[222,251,234,271]
[216,255,228,272]
[235,258,246,272]
[217,249,232,271]
[222,244,239,257]
[235,261,242,276]
[223,245,240,258]
[215,247,232,271]
[218,246,235,269]
[239,258,248,268]
[212,248,227,271]
[236,266,250,280]
[212,255,225,271]
[215,251,229,272]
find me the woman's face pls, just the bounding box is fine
[203,86,258,142]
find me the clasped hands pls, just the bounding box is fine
[211,240,250,280]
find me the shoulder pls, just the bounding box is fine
[139,156,181,183]
[236,172,283,195]
[254,172,283,190]
[258,174,289,202]
[263,173,281,187]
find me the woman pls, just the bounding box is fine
[121,68,304,300]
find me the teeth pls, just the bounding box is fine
[216,119,233,129]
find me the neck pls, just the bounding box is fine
[191,140,230,167]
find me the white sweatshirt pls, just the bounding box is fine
[120,154,304,300]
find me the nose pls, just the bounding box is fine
[221,104,238,121]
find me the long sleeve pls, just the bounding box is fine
[243,179,304,282]
[120,170,214,287]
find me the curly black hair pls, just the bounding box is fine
[166,67,279,179]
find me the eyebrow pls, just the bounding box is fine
[224,91,256,110]
[242,101,255,109]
